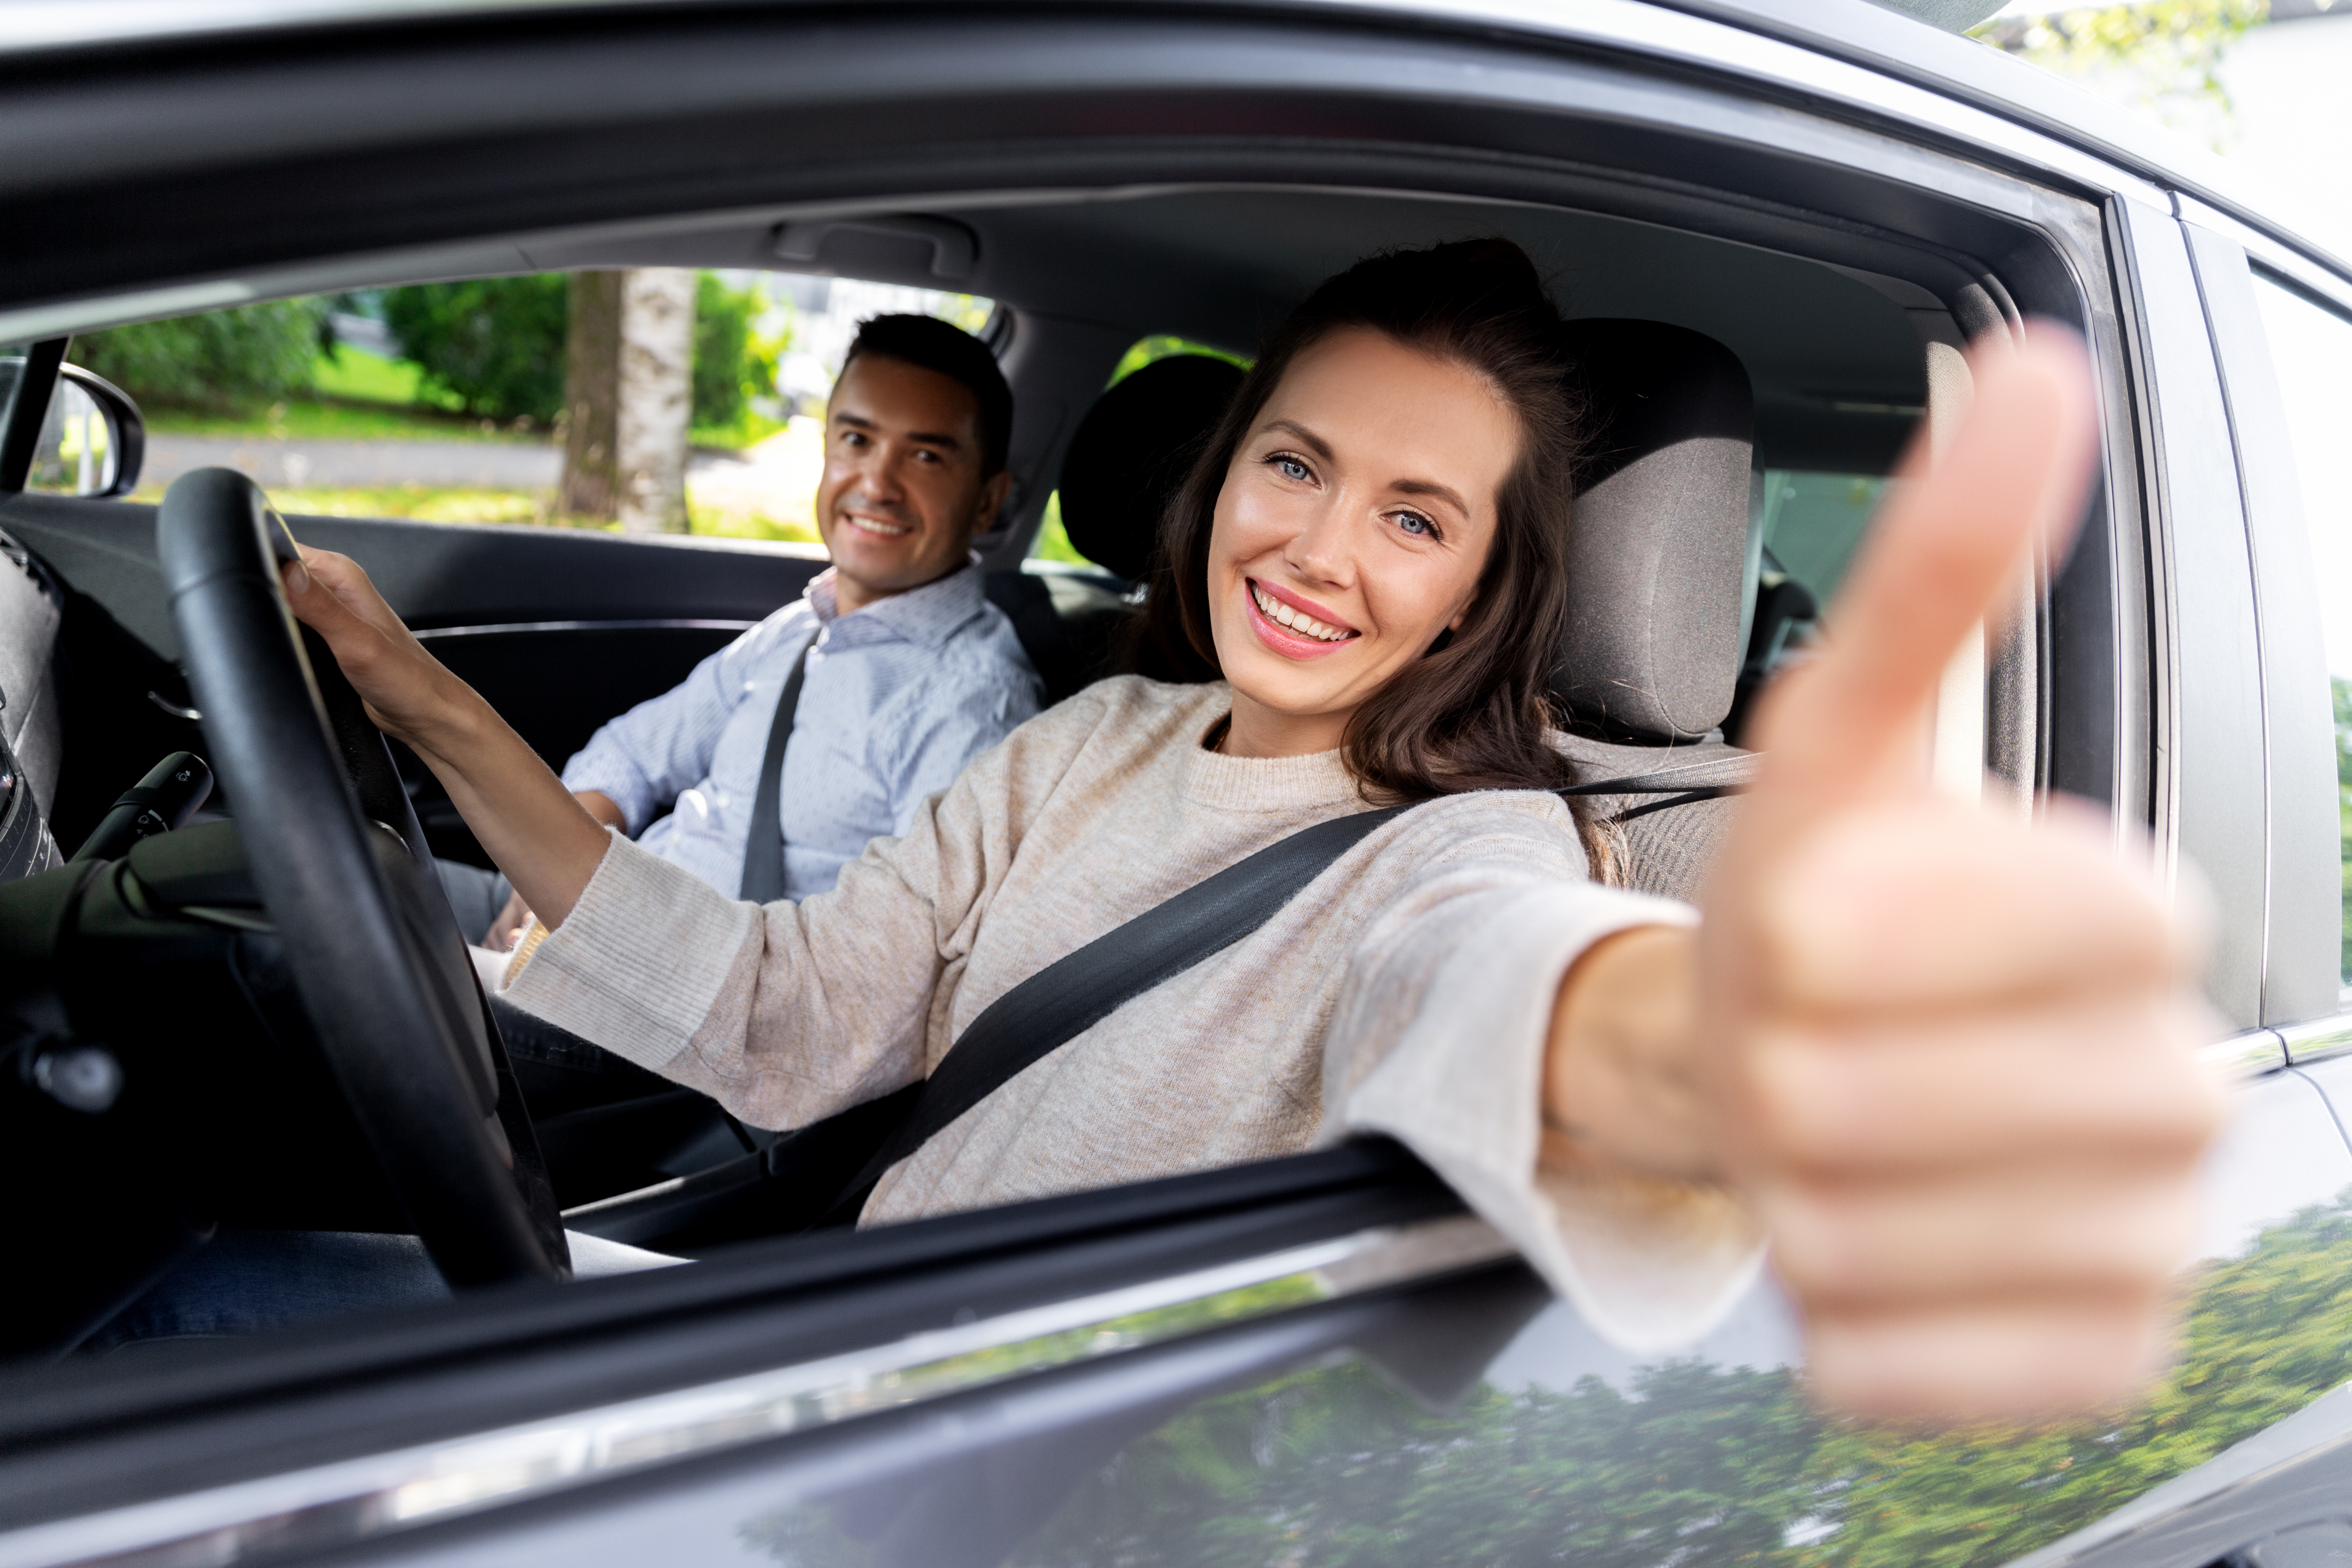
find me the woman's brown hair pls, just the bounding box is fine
[1128,238,1619,880]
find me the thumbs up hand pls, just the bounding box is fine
[1544,324,2224,1422]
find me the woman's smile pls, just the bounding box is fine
[1246,577,1359,657]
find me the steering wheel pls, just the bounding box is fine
[157,468,566,1287]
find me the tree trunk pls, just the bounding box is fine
[558,270,623,522]
[616,267,695,534]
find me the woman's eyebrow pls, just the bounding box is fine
[1259,418,1335,461]
[1392,477,1470,516]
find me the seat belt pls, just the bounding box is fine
[725,754,1759,1234]
[804,801,1417,1225]
[737,639,815,904]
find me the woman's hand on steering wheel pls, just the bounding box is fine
[1546,323,2225,1423]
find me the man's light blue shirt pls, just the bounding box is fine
[561,561,1042,902]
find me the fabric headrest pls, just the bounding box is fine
[1552,319,1755,744]
[1058,354,1245,583]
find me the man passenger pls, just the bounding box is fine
[441,313,1042,975]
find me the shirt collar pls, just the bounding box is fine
[805,555,987,650]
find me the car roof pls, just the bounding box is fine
[7,0,2345,286]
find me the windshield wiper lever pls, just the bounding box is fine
[68,751,214,863]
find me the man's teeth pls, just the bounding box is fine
[849,515,912,536]
[1252,584,1353,642]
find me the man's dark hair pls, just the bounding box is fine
[840,314,1014,476]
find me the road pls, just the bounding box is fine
[141,423,825,528]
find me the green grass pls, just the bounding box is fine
[312,343,459,410]
[689,407,789,452]
[145,399,541,443]
[146,344,784,452]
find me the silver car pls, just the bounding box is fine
[0,2,2349,1565]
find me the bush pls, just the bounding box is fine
[692,273,783,428]
[381,275,569,423]
[71,298,330,411]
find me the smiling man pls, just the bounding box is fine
[442,315,1042,961]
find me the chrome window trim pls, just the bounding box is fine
[2202,1027,2289,1079]
[0,2,2176,349]
[0,1215,1514,1568]
[2280,1016,2352,1067]
[2178,196,2352,322]
[411,619,761,641]
[0,0,2169,215]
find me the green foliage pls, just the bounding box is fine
[1030,492,1093,566]
[1971,0,2268,146]
[731,1190,2352,1568]
[692,272,785,429]
[381,274,570,423]
[1109,334,1250,389]
[71,297,331,411]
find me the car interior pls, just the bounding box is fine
[0,183,1968,1359]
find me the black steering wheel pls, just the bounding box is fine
[157,468,566,1287]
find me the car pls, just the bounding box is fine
[1,1,2350,1564]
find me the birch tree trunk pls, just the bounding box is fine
[558,270,622,522]
[616,267,694,534]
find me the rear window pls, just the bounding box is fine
[1758,469,1890,608]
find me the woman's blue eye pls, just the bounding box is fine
[1394,511,1439,539]
[1272,454,1311,483]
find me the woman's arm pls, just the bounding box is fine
[1541,326,2223,1423]
[281,551,612,930]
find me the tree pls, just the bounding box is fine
[691,271,781,430]
[615,267,694,533]
[380,275,569,422]
[1971,0,2270,148]
[559,271,623,521]
[70,298,328,411]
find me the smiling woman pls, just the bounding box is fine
[1136,242,1610,871]
[265,238,2217,1423]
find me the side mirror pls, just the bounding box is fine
[0,358,145,499]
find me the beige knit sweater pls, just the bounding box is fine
[504,676,1762,1350]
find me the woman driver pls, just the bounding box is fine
[289,241,2221,1422]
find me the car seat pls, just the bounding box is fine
[1550,318,1758,902]
[985,353,1245,703]
[0,528,64,882]
[1020,327,1758,906]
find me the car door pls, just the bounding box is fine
[7,5,2352,1568]
[0,489,821,860]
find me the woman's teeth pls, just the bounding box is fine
[1252,583,1354,643]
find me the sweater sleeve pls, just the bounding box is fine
[1319,811,1766,1355]
[500,695,1056,1131]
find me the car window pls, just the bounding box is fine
[51,271,989,546]
[1757,468,1890,608]
[2250,274,2352,992]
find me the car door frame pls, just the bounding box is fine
[5,3,2352,1566]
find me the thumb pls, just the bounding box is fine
[1747,323,2097,822]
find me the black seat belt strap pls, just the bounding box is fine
[814,800,1415,1225]
[795,751,1757,1230]
[738,638,815,904]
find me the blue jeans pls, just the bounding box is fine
[84,1229,450,1353]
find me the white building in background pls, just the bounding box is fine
[2215,2,2352,263]
[1987,0,2352,262]
[761,273,993,412]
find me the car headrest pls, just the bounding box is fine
[1552,319,1755,744]
[1058,354,1245,583]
